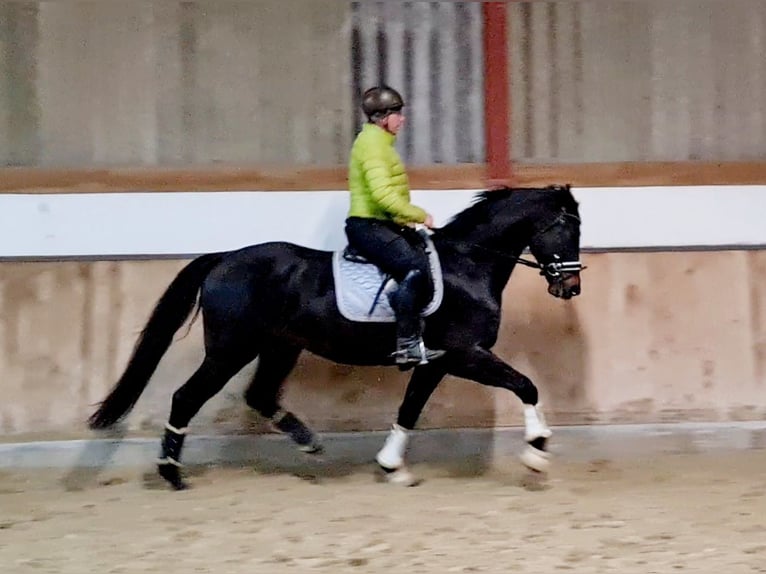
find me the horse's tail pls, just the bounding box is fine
[87,252,225,429]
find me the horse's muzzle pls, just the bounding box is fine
[548,272,581,300]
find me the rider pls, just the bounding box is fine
[345,85,446,368]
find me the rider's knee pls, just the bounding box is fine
[402,268,424,288]
[402,268,433,302]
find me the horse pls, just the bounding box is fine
[87,184,584,490]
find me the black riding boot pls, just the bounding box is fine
[389,270,445,369]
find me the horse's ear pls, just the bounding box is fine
[549,183,570,193]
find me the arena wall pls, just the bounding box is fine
[1,186,764,441]
[3,1,766,168]
[2,0,765,448]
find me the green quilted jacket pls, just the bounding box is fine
[347,123,427,225]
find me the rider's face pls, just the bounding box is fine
[384,111,405,135]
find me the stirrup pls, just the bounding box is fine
[392,339,445,367]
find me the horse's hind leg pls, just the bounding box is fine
[244,344,322,453]
[158,351,256,490]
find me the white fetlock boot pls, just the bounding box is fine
[519,404,552,473]
[376,424,420,486]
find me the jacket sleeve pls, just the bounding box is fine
[361,154,427,224]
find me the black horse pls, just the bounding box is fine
[88,184,583,489]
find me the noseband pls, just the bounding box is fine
[527,210,586,280]
[532,256,586,279]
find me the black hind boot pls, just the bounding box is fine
[157,423,188,490]
[272,410,324,454]
[389,270,445,369]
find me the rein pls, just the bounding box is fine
[433,210,586,279]
[435,236,573,277]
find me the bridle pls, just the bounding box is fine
[516,254,585,280]
[523,209,586,279]
[434,208,586,281]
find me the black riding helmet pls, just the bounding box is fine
[362,86,405,121]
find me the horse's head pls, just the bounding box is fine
[439,184,584,299]
[526,184,583,300]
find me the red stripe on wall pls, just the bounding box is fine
[482,2,512,186]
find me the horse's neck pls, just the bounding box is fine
[436,225,529,303]
[456,212,532,260]
[487,245,525,301]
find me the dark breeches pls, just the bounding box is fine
[344,216,433,309]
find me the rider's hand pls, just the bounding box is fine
[424,214,435,228]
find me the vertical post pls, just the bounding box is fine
[482,2,512,186]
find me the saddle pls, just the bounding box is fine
[341,244,372,264]
[332,233,444,323]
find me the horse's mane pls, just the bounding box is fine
[440,184,578,235]
[548,184,580,214]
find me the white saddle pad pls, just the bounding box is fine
[332,234,444,323]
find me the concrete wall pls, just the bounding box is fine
[350,2,486,164]
[3,1,766,167]
[1,249,764,440]
[0,1,353,167]
[1,0,764,442]
[510,0,766,161]
[2,184,765,440]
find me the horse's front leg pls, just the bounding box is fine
[376,362,447,486]
[446,346,552,473]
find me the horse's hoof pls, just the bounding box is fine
[520,443,551,474]
[376,465,422,487]
[300,442,324,455]
[158,463,189,491]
